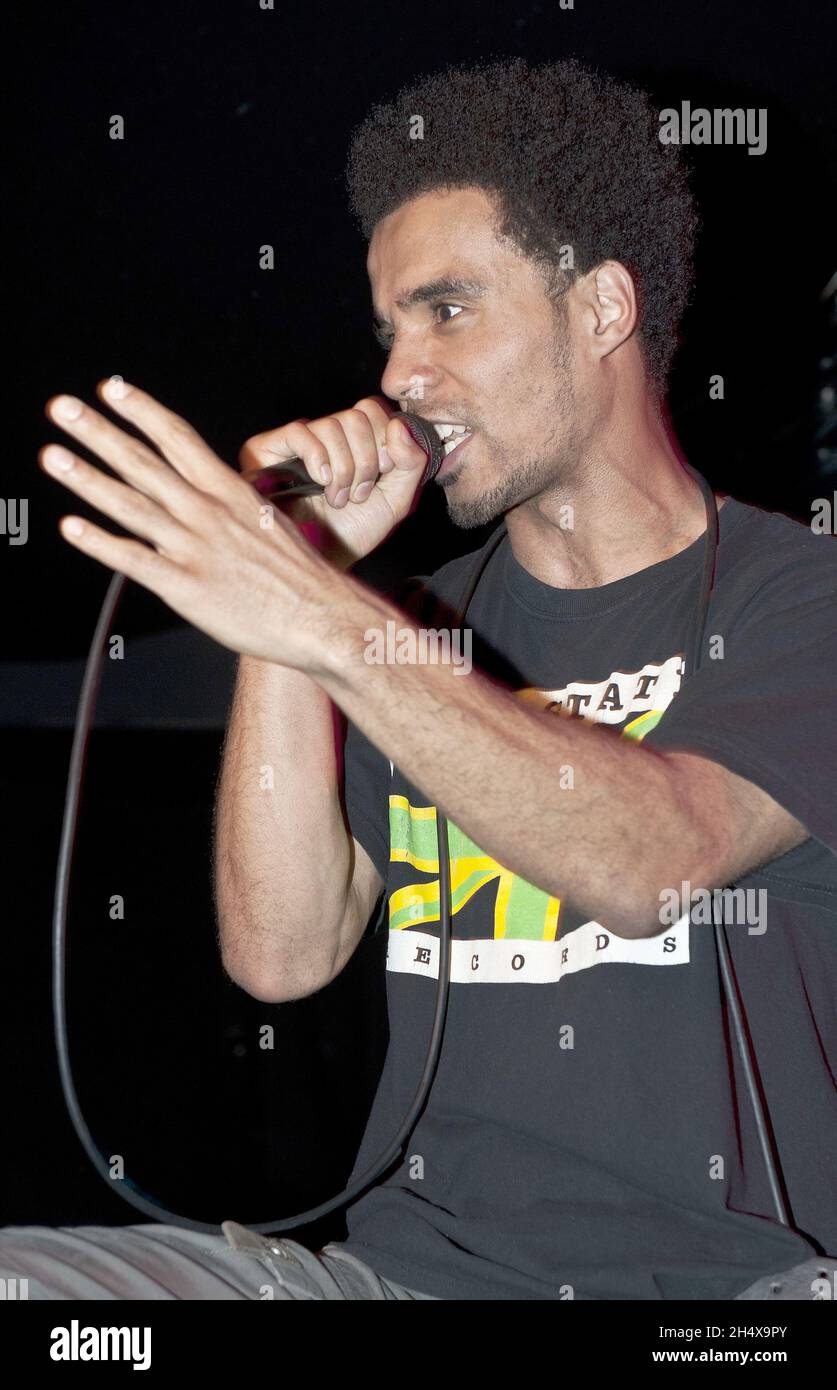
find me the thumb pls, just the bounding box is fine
[384,415,430,474]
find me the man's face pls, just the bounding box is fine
[368,186,588,528]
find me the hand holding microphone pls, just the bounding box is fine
[238,397,442,567]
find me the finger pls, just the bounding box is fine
[45,393,197,511]
[302,418,361,508]
[333,409,382,501]
[348,397,399,474]
[39,444,190,553]
[57,513,180,598]
[93,379,235,495]
[385,414,428,474]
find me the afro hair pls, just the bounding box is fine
[346,57,699,388]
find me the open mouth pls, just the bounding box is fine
[431,421,474,462]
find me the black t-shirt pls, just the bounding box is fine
[338,496,837,1300]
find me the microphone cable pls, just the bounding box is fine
[52,413,465,1235]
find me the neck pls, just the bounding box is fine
[505,391,725,589]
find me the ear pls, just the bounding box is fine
[578,259,639,362]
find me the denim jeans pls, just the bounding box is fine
[2,1221,832,1300]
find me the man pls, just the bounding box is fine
[5,58,835,1300]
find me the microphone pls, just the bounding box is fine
[237,408,447,503]
[240,413,447,502]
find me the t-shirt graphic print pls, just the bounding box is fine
[386,655,691,989]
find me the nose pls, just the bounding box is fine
[380,334,444,407]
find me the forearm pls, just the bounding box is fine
[213,655,353,995]
[317,579,716,937]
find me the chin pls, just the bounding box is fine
[440,460,507,526]
[444,491,506,531]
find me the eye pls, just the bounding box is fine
[433,302,464,326]
[373,303,465,352]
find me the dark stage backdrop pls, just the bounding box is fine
[4,0,835,1238]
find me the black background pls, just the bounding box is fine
[3,0,835,1248]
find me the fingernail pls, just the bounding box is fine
[353,480,373,501]
[320,463,332,485]
[53,396,83,421]
[378,448,394,473]
[333,487,350,507]
[43,446,75,472]
[104,376,130,401]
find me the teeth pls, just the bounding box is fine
[432,422,472,455]
[443,432,471,456]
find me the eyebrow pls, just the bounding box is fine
[372,276,488,331]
